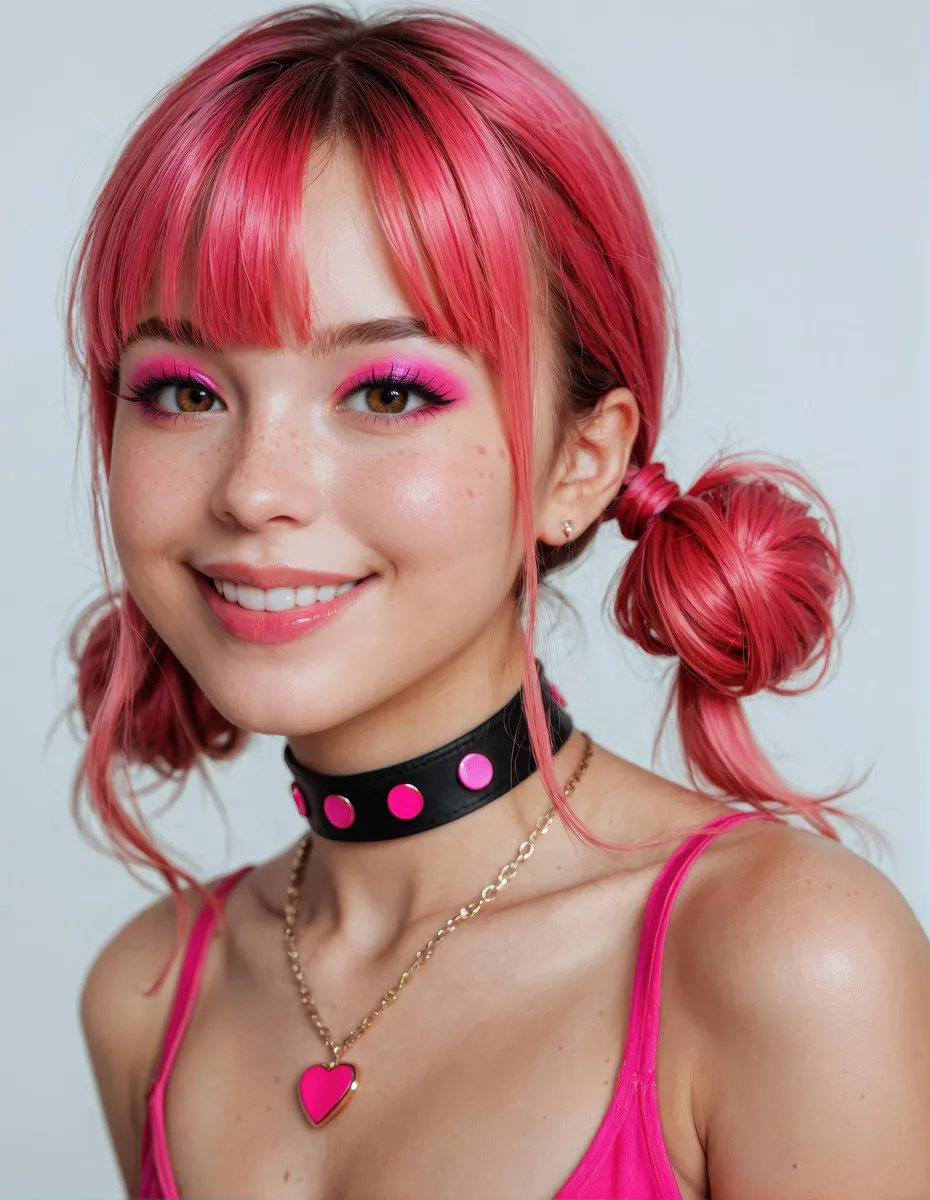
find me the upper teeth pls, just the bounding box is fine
[212,578,360,611]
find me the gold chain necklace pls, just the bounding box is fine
[283,731,594,1127]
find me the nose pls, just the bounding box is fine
[211,410,322,531]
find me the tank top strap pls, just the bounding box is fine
[623,809,777,1077]
[148,865,255,1094]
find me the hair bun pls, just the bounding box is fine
[611,461,681,541]
[613,457,846,699]
[73,590,243,774]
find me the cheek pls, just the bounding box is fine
[347,438,514,568]
[107,419,208,562]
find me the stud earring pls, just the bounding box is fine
[561,517,573,540]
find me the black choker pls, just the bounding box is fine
[284,665,573,842]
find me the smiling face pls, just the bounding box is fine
[109,142,565,738]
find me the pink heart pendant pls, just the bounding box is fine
[298,1062,359,1127]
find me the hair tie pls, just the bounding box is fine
[603,461,681,541]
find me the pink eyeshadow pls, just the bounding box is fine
[126,353,221,393]
[336,356,469,402]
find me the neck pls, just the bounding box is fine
[282,636,582,944]
[291,726,589,952]
[286,638,526,777]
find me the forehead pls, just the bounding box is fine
[299,142,420,328]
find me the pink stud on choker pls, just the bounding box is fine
[457,752,494,791]
[386,782,424,820]
[291,783,307,817]
[322,793,355,830]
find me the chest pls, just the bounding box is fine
[158,886,706,1199]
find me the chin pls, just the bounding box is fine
[188,644,401,737]
[146,605,374,736]
[204,690,336,738]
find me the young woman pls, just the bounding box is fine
[69,6,929,1199]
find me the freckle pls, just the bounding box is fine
[274,1075,280,1084]
[792,1163,797,1169]
[498,447,506,459]
[859,1093,865,1100]
[284,1170,291,1182]
[477,444,486,454]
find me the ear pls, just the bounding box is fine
[536,388,640,545]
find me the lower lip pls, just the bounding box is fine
[193,571,373,645]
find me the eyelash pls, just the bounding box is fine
[117,366,221,426]
[339,362,457,425]
[117,364,458,427]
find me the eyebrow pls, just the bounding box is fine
[121,315,458,358]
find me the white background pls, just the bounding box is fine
[1,0,926,1194]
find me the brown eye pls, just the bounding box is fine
[337,378,435,421]
[175,384,216,413]
[366,386,410,415]
[150,382,222,414]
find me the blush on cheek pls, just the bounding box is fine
[388,471,470,546]
[396,472,449,514]
[357,447,508,557]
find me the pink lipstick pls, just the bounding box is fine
[191,566,374,645]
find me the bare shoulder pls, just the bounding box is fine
[676,816,929,1018]
[80,871,229,1193]
[673,816,930,1200]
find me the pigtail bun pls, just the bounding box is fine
[613,456,849,835]
[73,590,242,774]
[69,589,245,896]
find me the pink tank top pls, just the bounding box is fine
[138,809,773,1199]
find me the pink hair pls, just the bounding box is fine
[65,3,860,928]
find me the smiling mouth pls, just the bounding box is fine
[206,575,366,612]
[191,568,375,645]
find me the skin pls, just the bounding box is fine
[82,143,930,1199]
